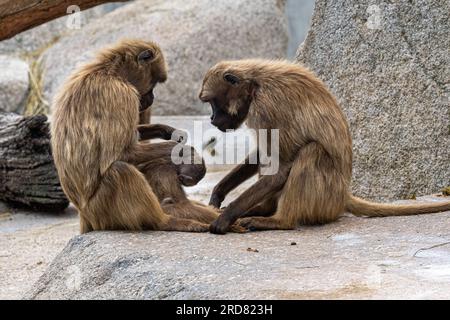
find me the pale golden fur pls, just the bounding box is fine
[200,59,450,233]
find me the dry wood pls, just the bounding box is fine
[0,112,69,211]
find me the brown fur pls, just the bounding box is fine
[52,39,212,233]
[199,59,450,234]
[135,141,245,232]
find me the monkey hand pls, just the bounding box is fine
[170,129,188,144]
[209,214,233,234]
[209,193,224,209]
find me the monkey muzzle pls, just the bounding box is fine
[139,90,154,112]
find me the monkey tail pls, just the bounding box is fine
[345,194,450,217]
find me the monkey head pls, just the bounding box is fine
[199,62,258,132]
[102,39,168,112]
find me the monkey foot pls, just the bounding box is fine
[209,215,233,234]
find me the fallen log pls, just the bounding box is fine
[0,112,69,211]
[0,0,130,41]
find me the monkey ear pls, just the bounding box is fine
[137,49,155,63]
[223,73,240,86]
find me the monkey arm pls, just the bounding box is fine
[209,151,259,208]
[137,124,186,142]
[125,141,177,166]
[209,163,291,234]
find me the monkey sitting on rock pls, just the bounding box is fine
[199,59,450,234]
[51,39,243,233]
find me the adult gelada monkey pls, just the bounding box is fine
[52,39,211,233]
[199,59,450,234]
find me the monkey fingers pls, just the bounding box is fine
[209,151,259,208]
[209,165,290,234]
[237,217,293,231]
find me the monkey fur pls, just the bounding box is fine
[199,59,450,234]
[52,39,215,233]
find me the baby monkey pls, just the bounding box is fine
[199,59,450,234]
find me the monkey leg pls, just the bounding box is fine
[240,193,280,218]
[162,200,217,223]
[162,201,246,233]
[209,151,259,208]
[82,161,208,233]
[237,142,347,231]
[209,162,291,234]
[236,195,294,231]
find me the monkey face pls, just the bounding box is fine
[199,69,256,132]
[108,39,167,112]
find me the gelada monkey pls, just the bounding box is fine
[52,39,213,233]
[199,59,450,234]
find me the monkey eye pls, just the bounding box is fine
[138,49,154,62]
[223,73,240,86]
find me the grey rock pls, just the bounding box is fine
[25,196,450,299]
[297,0,450,201]
[0,4,124,56]
[41,0,288,115]
[0,55,29,113]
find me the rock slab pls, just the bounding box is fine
[26,196,450,299]
[297,0,450,201]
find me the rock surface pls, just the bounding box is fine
[26,196,450,300]
[41,0,288,115]
[0,55,29,113]
[0,166,255,299]
[297,0,450,201]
